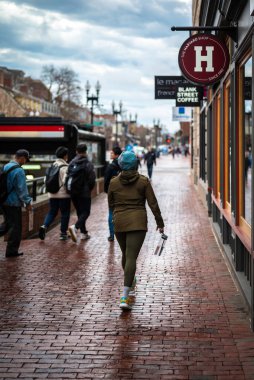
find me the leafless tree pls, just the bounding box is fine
[41,65,81,107]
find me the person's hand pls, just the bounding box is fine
[157,227,164,234]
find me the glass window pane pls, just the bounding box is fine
[224,82,231,204]
[243,56,252,225]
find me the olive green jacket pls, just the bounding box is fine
[108,170,164,232]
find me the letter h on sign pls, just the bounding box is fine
[194,46,214,72]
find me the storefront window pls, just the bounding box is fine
[243,56,252,225]
[224,80,231,205]
[214,94,221,198]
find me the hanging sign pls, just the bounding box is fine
[155,76,190,99]
[176,85,202,106]
[178,33,230,86]
[172,107,192,122]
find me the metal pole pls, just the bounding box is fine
[32,181,37,202]
[115,114,118,146]
[91,100,94,127]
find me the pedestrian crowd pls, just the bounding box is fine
[0,144,164,310]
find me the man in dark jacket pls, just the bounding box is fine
[2,149,32,257]
[144,147,156,180]
[68,143,96,242]
[104,146,122,241]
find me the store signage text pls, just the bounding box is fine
[178,34,230,85]
[176,85,202,106]
[155,75,202,100]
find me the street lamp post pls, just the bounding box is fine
[153,118,160,149]
[85,80,101,129]
[129,113,138,127]
[112,100,122,147]
[129,113,138,144]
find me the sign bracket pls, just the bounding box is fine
[171,25,238,44]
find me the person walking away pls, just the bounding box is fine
[39,146,70,241]
[67,143,96,242]
[136,154,142,171]
[108,151,164,310]
[1,149,32,257]
[104,147,122,242]
[144,147,156,180]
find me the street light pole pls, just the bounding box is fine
[129,113,138,144]
[112,100,122,147]
[85,80,101,129]
[153,118,160,149]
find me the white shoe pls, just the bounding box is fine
[68,225,78,242]
[119,297,132,310]
[80,233,91,240]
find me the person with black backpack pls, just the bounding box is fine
[67,143,96,242]
[1,149,32,257]
[39,146,70,241]
[104,146,122,242]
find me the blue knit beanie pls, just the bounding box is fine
[118,151,137,170]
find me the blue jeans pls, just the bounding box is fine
[108,208,114,238]
[44,198,71,234]
[147,164,153,179]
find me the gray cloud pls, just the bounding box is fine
[0,0,192,130]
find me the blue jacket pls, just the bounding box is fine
[4,161,32,207]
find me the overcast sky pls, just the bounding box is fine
[0,0,192,133]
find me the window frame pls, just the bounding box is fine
[237,50,252,236]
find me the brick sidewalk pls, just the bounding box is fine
[0,155,254,380]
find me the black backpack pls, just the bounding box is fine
[0,164,20,204]
[45,164,67,194]
[65,160,88,196]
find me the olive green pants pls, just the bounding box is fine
[115,230,146,287]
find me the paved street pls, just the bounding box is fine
[1,155,254,379]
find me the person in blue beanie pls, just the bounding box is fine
[108,151,164,310]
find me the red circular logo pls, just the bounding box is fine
[178,33,229,85]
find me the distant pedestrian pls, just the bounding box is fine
[39,146,70,241]
[136,155,142,170]
[108,151,164,310]
[1,149,32,257]
[144,147,156,179]
[184,145,190,157]
[104,147,122,242]
[67,143,96,242]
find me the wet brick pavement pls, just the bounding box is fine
[0,155,254,380]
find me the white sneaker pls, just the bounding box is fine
[68,225,78,242]
[119,297,132,310]
[80,233,91,240]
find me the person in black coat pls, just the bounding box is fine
[68,143,96,242]
[104,147,122,241]
[144,147,156,180]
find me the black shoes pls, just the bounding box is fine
[6,252,24,257]
[108,236,114,242]
[39,225,46,240]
